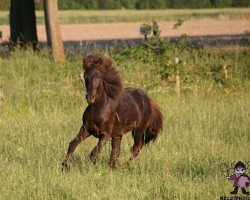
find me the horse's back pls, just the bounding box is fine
[124,87,151,107]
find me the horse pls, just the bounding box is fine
[62,54,163,169]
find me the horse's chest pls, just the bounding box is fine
[87,110,111,136]
[92,117,104,128]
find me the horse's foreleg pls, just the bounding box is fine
[62,125,90,170]
[90,134,110,164]
[109,136,122,169]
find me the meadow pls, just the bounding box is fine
[0,8,250,25]
[0,42,250,199]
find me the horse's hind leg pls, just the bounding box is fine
[109,136,122,169]
[89,134,110,164]
[62,125,90,170]
[131,130,144,159]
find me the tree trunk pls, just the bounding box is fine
[10,0,38,50]
[43,0,65,63]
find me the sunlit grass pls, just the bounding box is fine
[0,47,249,199]
[0,8,250,25]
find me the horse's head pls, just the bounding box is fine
[83,54,112,104]
[83,67,102,104]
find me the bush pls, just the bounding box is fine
[168,0,211,8]
[121,0,137,9]
[149,0,165,9]
[210,0,233,7]
[135,0,150,9]
[232,0,250,7]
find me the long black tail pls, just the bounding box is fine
[144,100,163,144]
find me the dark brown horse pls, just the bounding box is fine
[62,54,163,169]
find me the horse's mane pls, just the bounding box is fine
[83,54,124,99]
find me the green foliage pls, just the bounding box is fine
[114,37,250,89]
[121,0,137,9]
[1,9,250,25]
[232,0,250,7]
[173,19,184,29]
[135,0,150,9]
[168,0,212,8]
[1,0,250,10]
[84,0,98,9]
[210,0,233,7]
[59,0,85,10]
[58,0,249,9]
[97,0,122,9]
[149,0,166,9]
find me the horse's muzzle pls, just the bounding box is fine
[86,94,95,104]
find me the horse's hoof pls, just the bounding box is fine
[108,163,116,170]
[89,154,97,164]
[62,160,70,171]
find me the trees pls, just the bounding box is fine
[9,0,65,62]
[10,0,38,50]
[43,0,65,63]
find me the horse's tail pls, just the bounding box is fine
[144,99,163,144]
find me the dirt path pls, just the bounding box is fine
[1,19,249,41]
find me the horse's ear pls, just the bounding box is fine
[97,55,112,72]
[83,55,91,70]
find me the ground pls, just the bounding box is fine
[1,19,250,41]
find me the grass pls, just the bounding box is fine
[0,8,250,25]
[0,45,249,199]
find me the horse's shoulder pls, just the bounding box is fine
[82,105,92,122]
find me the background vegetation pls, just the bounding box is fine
[0,8,250,25]
[1,0,250,10]
[0,40,249,199]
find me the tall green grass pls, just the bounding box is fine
[0,8,250,25]
[0,46,249,199]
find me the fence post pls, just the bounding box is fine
[175,58,180,95]
[175,71,180,95]
[80,72,84,86]
[0,72,3,100]
[223,64,228,79]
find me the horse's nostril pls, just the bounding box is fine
[90,95,95,103]
[86,94,95,104]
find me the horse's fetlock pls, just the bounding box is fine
[62,159,70,171]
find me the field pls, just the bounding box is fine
[0,7,250,200]
[0,8,250,25]
[0,40,250,199]
[1,8,249,44]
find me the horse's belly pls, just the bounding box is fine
[116,88,150,132]
[115,110,141,132]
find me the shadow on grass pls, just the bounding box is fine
[54,34,250,53]
[1,33,249,56]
